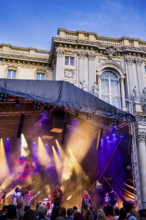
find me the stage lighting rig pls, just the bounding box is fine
[0,93,8,102]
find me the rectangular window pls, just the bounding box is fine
[65,56,75,66]
[36,73,45,80]
[7,70,16,79]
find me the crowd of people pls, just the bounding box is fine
[0,186,145,220]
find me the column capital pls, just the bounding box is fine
[77,50,87,59]
[126,57,134,64]
[134,57,143,66]
[56,47,64,57]
[121,76,125,80]
[137,132,146,142]
[88,51,96,60]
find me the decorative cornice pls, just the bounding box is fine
[105,47,117,59]
[0,57,49,67]
[0,43,49,54]
[0,52,49,65]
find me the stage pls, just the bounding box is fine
[0,79,135,209]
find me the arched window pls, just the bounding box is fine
[100,70,121,108]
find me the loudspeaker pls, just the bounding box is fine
[16,113,25,138]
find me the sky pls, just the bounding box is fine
[0,0,146,50]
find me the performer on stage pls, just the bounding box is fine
[47,194,52,209]
[52,185,63,208]
[25,190,40,207]
[12,187,22,206]
[24,190,34,207]
[81,190,91,214]
[103,192,111,206]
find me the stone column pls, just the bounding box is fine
[77,50,88,89]
[97,74,101,98]
[55,48,64,80]
[135,58,145,92]
[137,132,146,208]
[126,57,135,98]
[88,51,96,92]
[120,76,126,110]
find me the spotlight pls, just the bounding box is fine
[33,101,41,109]
[0,93,8,102]
[112,118,118,130]
[87,113,93,120]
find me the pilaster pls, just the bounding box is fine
[55,48,64,80]
[88,51,96,92]
[121,77,126,110]
[137,127,146,208]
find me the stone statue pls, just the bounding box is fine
[79,80,88,92]
[91,82,99,97]
[141,87,146,111]
[132,86,139,101]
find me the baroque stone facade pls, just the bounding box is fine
[1,28,146,208]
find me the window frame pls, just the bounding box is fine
[100,70,121,108]
[7,69,16,79]
[64,56,75,66]
[36,72,46,80]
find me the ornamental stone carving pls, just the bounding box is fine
[77,50,87,59]
[132,86,140,102]
[126,57,134,64]
[134,57,143,66]
[56,48,64,57]
[105,46,117,59]
[137,132,146,143]
[79,80,88,91]
[64,69,74,78]
[141,87,146,112]
[91,82,99,97]
[88,51,96,60]
[137,116,146,126]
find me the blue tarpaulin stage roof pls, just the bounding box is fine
[0,79,135,122]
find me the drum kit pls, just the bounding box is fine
[42,198,49,206]
[42,197,53,215]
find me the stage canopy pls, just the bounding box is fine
[0,79,135,123]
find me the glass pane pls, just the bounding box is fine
[101,71,118,79]
[36,73,45,80]
[110,80,119,95]
[7,70,16,78]
[101,79,109,94]
[101,95,110,103]
[109,72,117,78]
[101,71,109,78]
[70,57,74,66]
[65,57,69,65]
[7,70,11,78]
[12,71,16,78]
[36,73,40,80]
[111,96,120,108]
